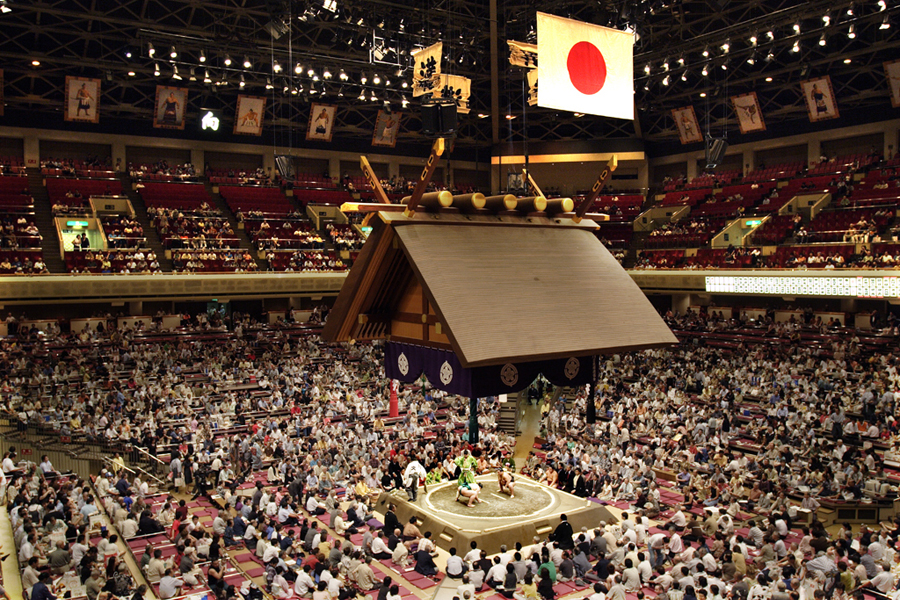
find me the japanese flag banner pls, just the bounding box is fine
[537,12,634,120]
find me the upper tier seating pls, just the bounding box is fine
[644,218,726,249]
[266,249,347,272]
[767,244,855,268]
[808,152,879,175]
[749,214,799,245]
[220,185,295,217]
[139,182,210,211]
[743,161,804,183]
[292,172,337,189]
[47,177,122,212]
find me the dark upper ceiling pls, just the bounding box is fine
[0,0,898,157]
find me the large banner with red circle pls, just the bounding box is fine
[536,12,633,120]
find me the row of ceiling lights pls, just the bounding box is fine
[639,6,893,92]
[140,42,413,89]
[639,0,892,83]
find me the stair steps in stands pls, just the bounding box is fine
[119,174,173,272]
[204,180,264,270]
[497,392,521,436]
[26,168,65,273]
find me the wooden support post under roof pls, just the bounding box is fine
[573,155,618,223]
[523,168,545,199]
[360,156,392,204]
[404,137,445,217]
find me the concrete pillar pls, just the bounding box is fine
[191,149,205,171]
[24,136,39,169]
[129,301,143,316]
[686,157,699,181]
[111,141,127,170]
[636,162,649,194]
[807,138,821,166]
[329,157,341,181]
[743,149,755,177]
[262,152,276,178]
[491,165,501,195]
[672,293,691,314]
[469,397,479,444]
[388,159,400,179]
[885,128,899,160]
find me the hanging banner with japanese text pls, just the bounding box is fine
[411,42,442,97]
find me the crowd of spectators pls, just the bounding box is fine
[251,221,324,252]
[0,214,42,248]
[171,249,259,273]
[0,252,48,274]
[266,250,347,272]
[66,249,162,274]
[41,156,113,176]
[130,161,197,181]
[207,166,273,186]
[101,216,145,248]
[325,224,364,252]
[2,306,900,600]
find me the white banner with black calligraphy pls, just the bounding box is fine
[438,74,471,114]
[411,42,442,97]
[508,40,538,68]
[527,69,538,106]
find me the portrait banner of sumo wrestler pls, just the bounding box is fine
[672,106,702,144]
[372,110,401,148]
[65,76,101,123]
[731,92,766,134]
[306,104,337,142]
[153,85,188,130]
[801,76,839,122]
[234,95,266,136]
[885,60,900,108]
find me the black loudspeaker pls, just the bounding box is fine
[275,155,294,180]
[421,101,458,137]
[440,103,457,133]
[706,138,728,169]
[421,104,439,136]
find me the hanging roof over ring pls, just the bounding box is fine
[322,205,677,368]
